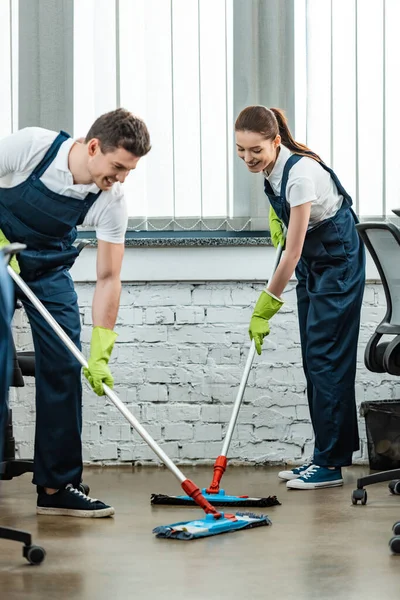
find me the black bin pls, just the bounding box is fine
[361,400,400,470]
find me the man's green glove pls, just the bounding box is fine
[249,290,284,355]
[269,205,286,249]
[0,229,20,274]
[83,326,118,396]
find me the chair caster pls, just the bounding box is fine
[352,489,367,505]
[389,536,400,555]
[389,480,400,495]
[23,544,46,565]
[392,521,400,536]
[78,483,90,495]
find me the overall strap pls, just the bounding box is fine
[32,131,71,179]
[318,161,353,205]
[280,154,303,199]
[263,178,276,197]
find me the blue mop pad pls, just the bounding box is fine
[151,488,280,508]
[153,512,271,540]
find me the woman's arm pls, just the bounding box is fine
[267,202,311,298]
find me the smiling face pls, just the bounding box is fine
[86,139,140,191]
[235,130,281,174]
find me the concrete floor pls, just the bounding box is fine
[0,465,399,600]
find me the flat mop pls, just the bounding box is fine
[8,266,271,541]
[151,242,284,509]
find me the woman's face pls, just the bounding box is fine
[235,130,280,173]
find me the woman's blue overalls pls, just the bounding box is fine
[0,132,101,488]
[264,153,365,467]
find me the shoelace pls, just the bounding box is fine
[300,465,320,480]
[294,463,312,472]
[66,484,99,504]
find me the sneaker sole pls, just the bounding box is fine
[286,480,344,490]
[36,506,115,518]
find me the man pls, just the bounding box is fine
[0,108,151,517]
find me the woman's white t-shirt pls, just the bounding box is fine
[264,144,344,226]
[0,127,128,244]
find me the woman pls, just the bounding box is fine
[235,106,365,489]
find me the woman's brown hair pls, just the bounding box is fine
[235,105,321,163]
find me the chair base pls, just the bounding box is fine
[351,468,400,505]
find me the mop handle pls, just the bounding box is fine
[220,242,284,457]
[8,266,188,485]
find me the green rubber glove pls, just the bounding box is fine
[83,326,118,396]
[0,229,20,274]
[249,290,284,355]
[269,205,286,249]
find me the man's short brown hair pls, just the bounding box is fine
[85,108,151,157]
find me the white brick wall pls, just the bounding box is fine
[10,281,400,466]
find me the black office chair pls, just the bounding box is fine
[0,244,45,565]
[2,239,92,491]
[353,216,400,554]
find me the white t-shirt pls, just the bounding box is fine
[0,127,128,244]
[264,144,344,226]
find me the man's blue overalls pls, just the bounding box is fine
[264,154,365,467]
[0,132,101,488]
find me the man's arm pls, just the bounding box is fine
[92,240,124,329]
[92,239,124,329]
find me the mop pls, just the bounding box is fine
[151,243,284,508]
[8,265,271,541]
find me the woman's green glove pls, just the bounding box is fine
[249,290,284,355]
[269,205,286,249]
[83,326,118,396]
[0,229,20,274]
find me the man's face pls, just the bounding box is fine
[87,139,140,191]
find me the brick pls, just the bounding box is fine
[168,405,201,422]
[164,424,194,440]
[135,286,191,306]
[194,424,222,442]
[176,307,205,324]
[145,307,175,325]
[208,346,241,365]
[137,384,168,402]
[117,326,168,343]
[206,307,251,324]
[178,346,208,364]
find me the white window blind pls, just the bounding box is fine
[295,0,400,218]
[0,0,18,137]
[73,0,233,223]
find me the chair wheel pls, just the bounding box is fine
[79,483,90,495]
[389,480,400,495]
[392,521,400,536]
[389,536,400,555]
[352,489,367,505]
[23,544,46,565]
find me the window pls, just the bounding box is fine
[73,0,234,225]
[0,0,18,137]
[295,0,400,218]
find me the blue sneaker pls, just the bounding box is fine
[286,465,343,489]
[278,462,314,481]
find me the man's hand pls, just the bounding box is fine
[83,326,117,395]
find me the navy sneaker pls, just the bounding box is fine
[286,465,343,489]
[37,484,115,518]
[278,462,313,481]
